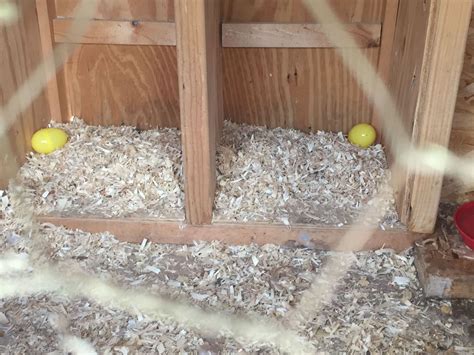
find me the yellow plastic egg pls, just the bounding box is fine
[31,128,68,154]
[348,123,377,148]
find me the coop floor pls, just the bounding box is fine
[0,201,473,353]
[18,119,401,229]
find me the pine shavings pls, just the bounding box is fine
[215,122,400,228]
[17,119,399,228]
[18,118,184,219]
[0,216,472,353]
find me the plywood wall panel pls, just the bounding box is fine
[55,0,389,132]
[55,0,174,21]
[56,0,384,22]
[0,0,51,188]
[62,44,180,129]
[223,47,378,132]
[222,0,385,23]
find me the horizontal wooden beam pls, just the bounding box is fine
[52,20,381,48]
[38,216,425,252]
[222,23,381,48]
[53,19,176,45]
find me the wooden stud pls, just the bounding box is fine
[372,0,399,139]
[415,245,474,299]
[38,215,425,252]
[222,23,381,48]
[54,19,176,46]
[404,0,472,233]
[35,0,64,122]
[175,0,222,224]
[388,0,472,233]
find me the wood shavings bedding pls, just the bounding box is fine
[0,208,472,353]
[18,119,399,228]
[18,118,184,219]
[215,122,400,228]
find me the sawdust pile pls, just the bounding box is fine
[1,194,473,353]
[18,119,399,228]
[216,122,399,228]
[18,119,184,219]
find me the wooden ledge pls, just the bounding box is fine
[38,216,424,252]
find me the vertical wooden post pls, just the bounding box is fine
[373,0,399,140]
[175,0,222,224]
[36,0,65,122]
[390,0,472,233]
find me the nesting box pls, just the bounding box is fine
[1,0,473,251]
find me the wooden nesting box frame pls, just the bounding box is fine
[1,0,472,251]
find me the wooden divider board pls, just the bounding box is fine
[0,0,51,188]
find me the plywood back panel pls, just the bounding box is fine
[1,0,51,188]
[222,0,384,22]
[223,47,378,132]
[61,44,179,129]
[55,0,175,21]
[52,0,390,132]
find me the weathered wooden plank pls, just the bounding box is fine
[222,23,381,48]
[403,0,472,233]
[415,245,474,299]
[0,0,51,188]
[54,19,176,45]
[36,0,64,122]
[175,0,222,224]
[38,215,424,252]
[388,0,471,233]
[372,0,399,138]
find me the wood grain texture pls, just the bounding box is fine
[372,0,399,138]
[55,0,175,21]
[56,0,385,23]
[54,19,176,45]
[62,44,179,128]
[36,0,63,122]
[388,0,432,220]
[391,0,471,233]
[175,0,222,224]
[449,9,474,157]
[442,9,474,202]
[415,245,474,299]
[223,47,379,132]
[38,216,425,252]
[222,23,381,48]
[0,0,51,188]
[56,0,389,132]
[221,0,385,23]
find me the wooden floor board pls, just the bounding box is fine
[39,216,424,252]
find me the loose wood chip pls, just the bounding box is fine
[1,199,473,353]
